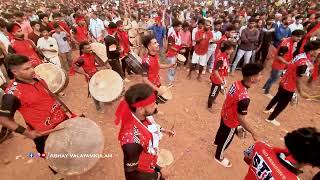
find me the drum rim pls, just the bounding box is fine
[45,117,105,175]
[89,69,124,102]
[34,63,67,93]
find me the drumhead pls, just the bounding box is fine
[176,54,186,63]
[90,42,108,63]
[34,63,67,93]
[89,69,123,102]
[45,117,105,175]
[157,149,174,167]
[159,86,172,100]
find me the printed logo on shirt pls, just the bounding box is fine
[252,152,274,180]
[228,83,236,95]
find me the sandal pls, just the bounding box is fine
[215,158,232,168]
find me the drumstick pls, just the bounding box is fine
[40,127,65,136]
[163,85,173,93]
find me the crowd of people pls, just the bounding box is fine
[0,0,319,179]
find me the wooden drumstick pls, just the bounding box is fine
[163,85,174,93]
[41,127,65,136]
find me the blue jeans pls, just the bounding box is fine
[167,56,176,83]
[263,69,283,94]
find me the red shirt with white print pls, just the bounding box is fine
[244,141,300,180]
[3,79,67,132]
[272,37,295,70]
[210,52,229,84]
[167,28,182,57]
[280,53,312,92]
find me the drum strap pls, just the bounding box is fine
[37,79,74,116]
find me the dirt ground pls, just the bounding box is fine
[0,54,319,180]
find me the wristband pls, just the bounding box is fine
[14,125,26,134]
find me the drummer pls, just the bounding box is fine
[115,83,174,180]
[71,41,109,112]
[0,54,70,178]
[141,35,176,97]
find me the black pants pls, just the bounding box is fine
[255,43,270,66]
[208,83,221,108]
[182,47,191,66]
[214,120,236,160]
[125,167,164,180]
[266,86,294,120]
[109,59,125,79]
[121,57,133,77]
[34,136,58,174]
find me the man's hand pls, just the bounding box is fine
[23,130,42,139]
[162,128,175,137]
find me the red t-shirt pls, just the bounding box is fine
[74,25,89,43]
[272,38,294,70]
[10,39,42,67]
[280,53,311,92]
[48,21,71,34]
[194,29,213,55]
[167,30,182,57]
[117,30,130,57]
[210,52,229,84]
[4,79,67,132]
[74,53,98,79]
[142,54,161,87]
[244,141,299,180]
[214,35,228,59]
[222,81,250,128]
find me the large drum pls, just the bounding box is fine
[157,149,174,167]
[124,52,143,74]
[34,63,68,93]
[89,69,123,102]
[45,117,105,175]
[90,42,108,63]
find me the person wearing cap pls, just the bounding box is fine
[148,17,166,62]
[7,23,43,67]
[115,83,174,180]
[262,29,305,98]
[243,127,320,180]
[213,63,262,168]
[104,22,125,80]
